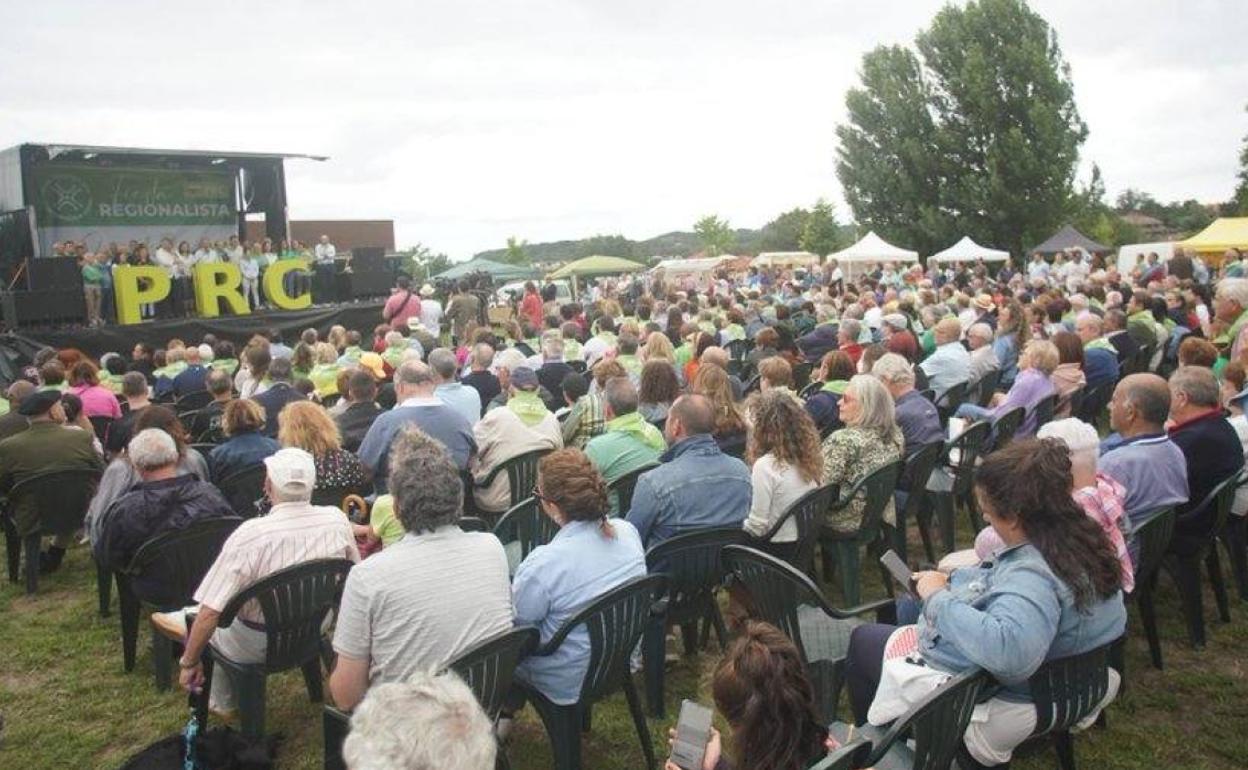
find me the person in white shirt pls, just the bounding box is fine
[224,235,244,263]
[241,247,262,310]
[741,390,821,561]
[315,235,337,263]
[194,237,218,265]
[154,238,178,273]
[419,284,444,337]
[1027,252,1050,284]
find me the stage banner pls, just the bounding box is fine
[30,164,236,254]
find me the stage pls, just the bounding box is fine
[3,299,387,360]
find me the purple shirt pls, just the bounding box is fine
[990,368,1055,436]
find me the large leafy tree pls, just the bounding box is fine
[694,214,735,256]
[759,207,810,252]
[836,0,1087,256]
[503,236,530,265]
[1234,105,1248,215]
[577,234,637,260]
[799,198,843,257]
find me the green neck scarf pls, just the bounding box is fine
[507,390,550,426]
[606,412,666,451]
[821,379,849,395]
[1085,338,1115,353]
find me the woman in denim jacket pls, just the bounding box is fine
[844,438,1126,767]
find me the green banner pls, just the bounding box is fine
[31,165,235,227]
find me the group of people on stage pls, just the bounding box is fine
[58,234,339,326]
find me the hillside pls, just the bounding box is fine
[472,228,766,263]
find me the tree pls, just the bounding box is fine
[836,0,1087,256]
[1233,107,1248,215]
[759,207,810,252]
[397,243,451,282]
[503,236,530,265]
[693,215,735,256]
[577,234,637,260]
[799,199,842,257]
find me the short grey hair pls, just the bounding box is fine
[839,318,861,340]
[871,353,916,387]
[1217,278,1248,309]
[128,429,179,472]
[395,360,435,387]
[471,343,495,368]
[342,670,495,770]
[121,371,149,398]
[1170,364,1221,408]
[603,376,639,417]
[1037,418,1100,476]
[541,331,565,358]
[427,348,458,381]
[845,374,897,437]
[387,426,463,533]
[967,322,994,343]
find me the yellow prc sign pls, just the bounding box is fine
[111,260,311,325]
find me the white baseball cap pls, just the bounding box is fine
[263,448,316,496]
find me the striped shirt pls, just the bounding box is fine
[194,502,359,623]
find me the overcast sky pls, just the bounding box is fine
[3,1,1244,259]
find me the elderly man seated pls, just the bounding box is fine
[966,322,1000,388]
[95,429,235,595]
[159,448,359,717]
[1075,312,1121,390]
[328,429,512,710]
[472,367,562,514]
[919,317,971,401]
[872,353,943,457]
[584,377,665,513]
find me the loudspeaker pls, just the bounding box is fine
[28,257,83,291]
[351,247,385,274]
[0,289,85,327]
[349,272,392,298]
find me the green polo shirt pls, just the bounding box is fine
[583,412,665,514]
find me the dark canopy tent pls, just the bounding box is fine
[1030,225,1110,255]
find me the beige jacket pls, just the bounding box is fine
[471,408,562,512]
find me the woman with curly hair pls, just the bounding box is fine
[277,400,368,495]
[638,359,681,424]
[693,363,748,456]
[843,438,1125,768]
[743,390,821,560]
[993,298,1031,390]
[666,620,833,770]
[511,449,646,705]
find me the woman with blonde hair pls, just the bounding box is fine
[693,363,748,455]
[309,341,342,399]
[640,330,677,366]
[209,399,279,482]
[955,338,1058,437]
[327,324,348,353]
[822,375,904,534]
[743,390,822,560]
[277,400,368,494]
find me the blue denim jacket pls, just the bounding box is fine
[626,434,752,549]
[917,542,1126,701]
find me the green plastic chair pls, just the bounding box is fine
[807,739,871,770]
[828,668,987,770]
[2,467,102,595]
[492,496,558,576]
[973,369,1001,408]
[818,460,904,606]
[193,558,354,737]
[477,448,552,514]
[756,482,839,575]
[934,380,970,424]
[606,461,659,517]
[516,573,668,770]
[1163,474,1237,650]
[1024,644,1115,770]
[918,421,992,561]
[890,443,944,564]
[722,544,893,723]
[642,528,745,717]
[1127,507,1176,669]
[988,405,1025,452]
[1029,393,1058,434]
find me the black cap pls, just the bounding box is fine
[18,389,61,416]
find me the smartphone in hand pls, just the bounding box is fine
[880,549,917,597]
[669,699,714,770]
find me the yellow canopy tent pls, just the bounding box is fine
[1179,217,1248,264]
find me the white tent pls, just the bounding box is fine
[751,251,820,268]
[929,236,1010,264]
[826,231,919,279]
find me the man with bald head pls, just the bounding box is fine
[1100,374,1189,541]
[357,360,476,492]
[625,393,751,548]
[0,381,36,442]
[1167,366,1245,555]
[919,317,971,401]
[1074,312,1120,390]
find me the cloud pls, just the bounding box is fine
[0,0,1243,258]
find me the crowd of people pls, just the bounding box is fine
[2,240,1247,769]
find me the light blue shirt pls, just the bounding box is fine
[436,382,483,427]
[992,333,1020,389]
[512,519,646,705]
[918,542,1126,702]
[919,341,971,401]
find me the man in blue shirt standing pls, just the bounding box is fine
[626,394,751,549]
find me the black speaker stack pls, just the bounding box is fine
[0,257,86,328]
[348,246,393,298]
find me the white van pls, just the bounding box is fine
[1116,242,1174,276]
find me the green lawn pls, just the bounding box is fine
[1,531,1246,769]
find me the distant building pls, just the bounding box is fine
[244,219,395,252]
[1119,211,1171,242]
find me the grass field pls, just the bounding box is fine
[1,524,1247,770]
